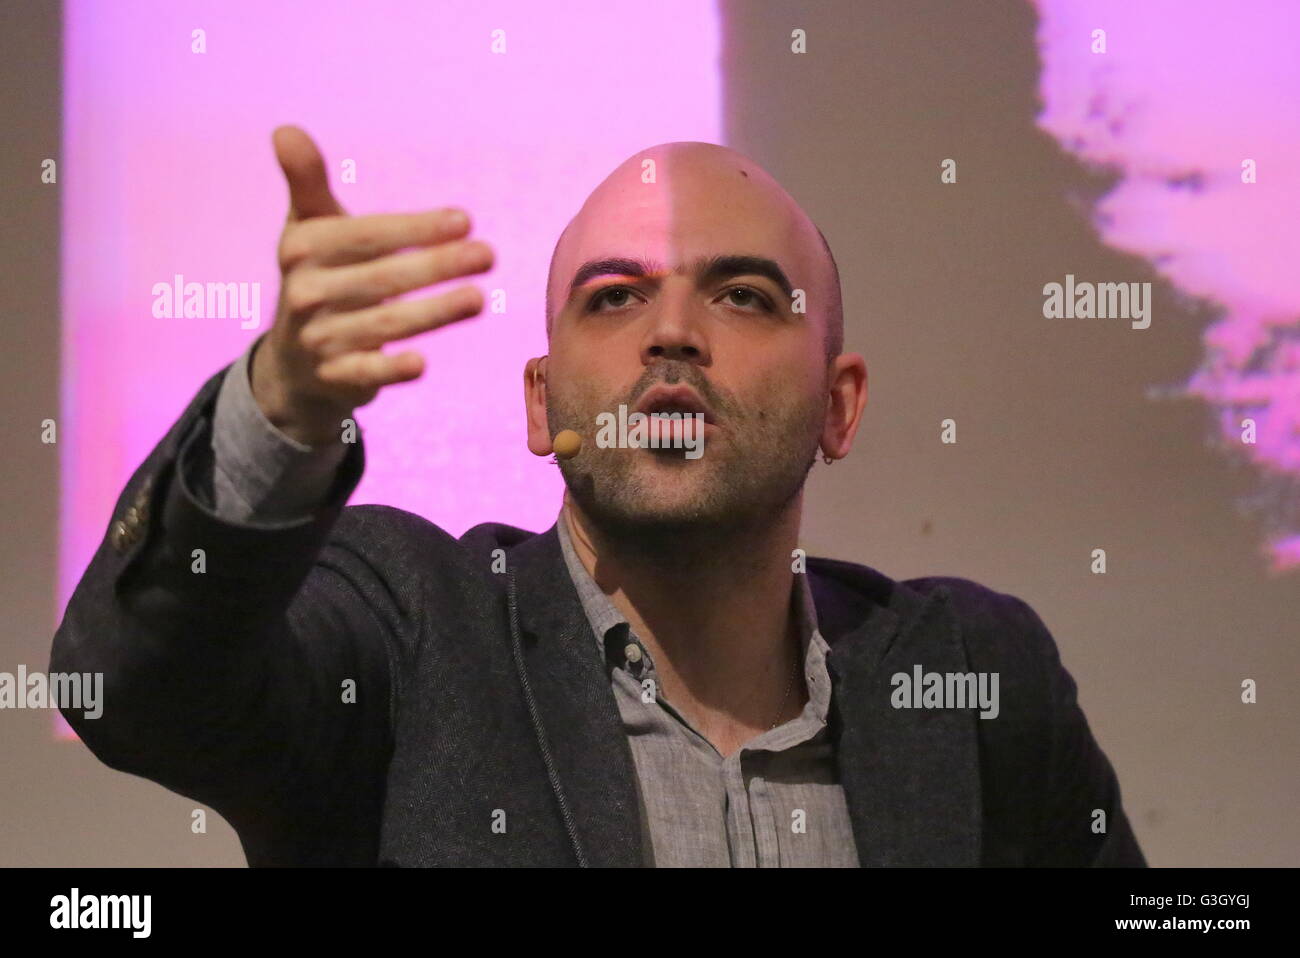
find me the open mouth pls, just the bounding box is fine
[634,384,716,425]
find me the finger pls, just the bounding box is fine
[273,125,345,220]
[300,239,494,313]
[300,285,486,358]
[280,207,471,270]
[316,348,425,391]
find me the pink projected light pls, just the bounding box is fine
[1033,0,1300,573]
[59,0,721,736]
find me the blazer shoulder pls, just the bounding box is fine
[904,574,1060,664]
[901,575,1070,732]
[324,507,538,593]
[808,558,1056,668]
[332,502,456,547]
[324,504,473,588]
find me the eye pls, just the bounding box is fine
[720,285,774,311]
[587,283,775,312]
[587,285,643,312]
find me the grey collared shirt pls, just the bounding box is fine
[555,512,858,867]
[208,339,859,866]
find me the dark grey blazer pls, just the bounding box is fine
[51,364,1146,867]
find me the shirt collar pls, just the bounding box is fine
[554,507,833,724]
[556,507,628,644]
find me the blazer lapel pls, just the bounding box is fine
[505,523,645,867]
[812,563,983,866]
[503,526,981,868]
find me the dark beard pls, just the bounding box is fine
[547,362,823,564]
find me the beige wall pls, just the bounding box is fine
[3,0,1295,866]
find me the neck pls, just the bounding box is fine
[562,491,807,747]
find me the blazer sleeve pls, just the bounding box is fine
[1014,599,1147,867]
[49,360,401,864]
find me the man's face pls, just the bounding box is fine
[535,143,838,539]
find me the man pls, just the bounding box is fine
[51,126,1145,867]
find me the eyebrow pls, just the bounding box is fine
[566,254,796,305]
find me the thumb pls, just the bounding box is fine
[272,125,345,220]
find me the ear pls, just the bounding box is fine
[524,356,553,456]
[819,352,868,460]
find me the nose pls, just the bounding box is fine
[639,293,711,367]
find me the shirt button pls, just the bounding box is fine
[624,643,643,664]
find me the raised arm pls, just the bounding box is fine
[50,126,495,864]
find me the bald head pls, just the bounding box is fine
[529,142,869,540]
[544,142,843,362]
